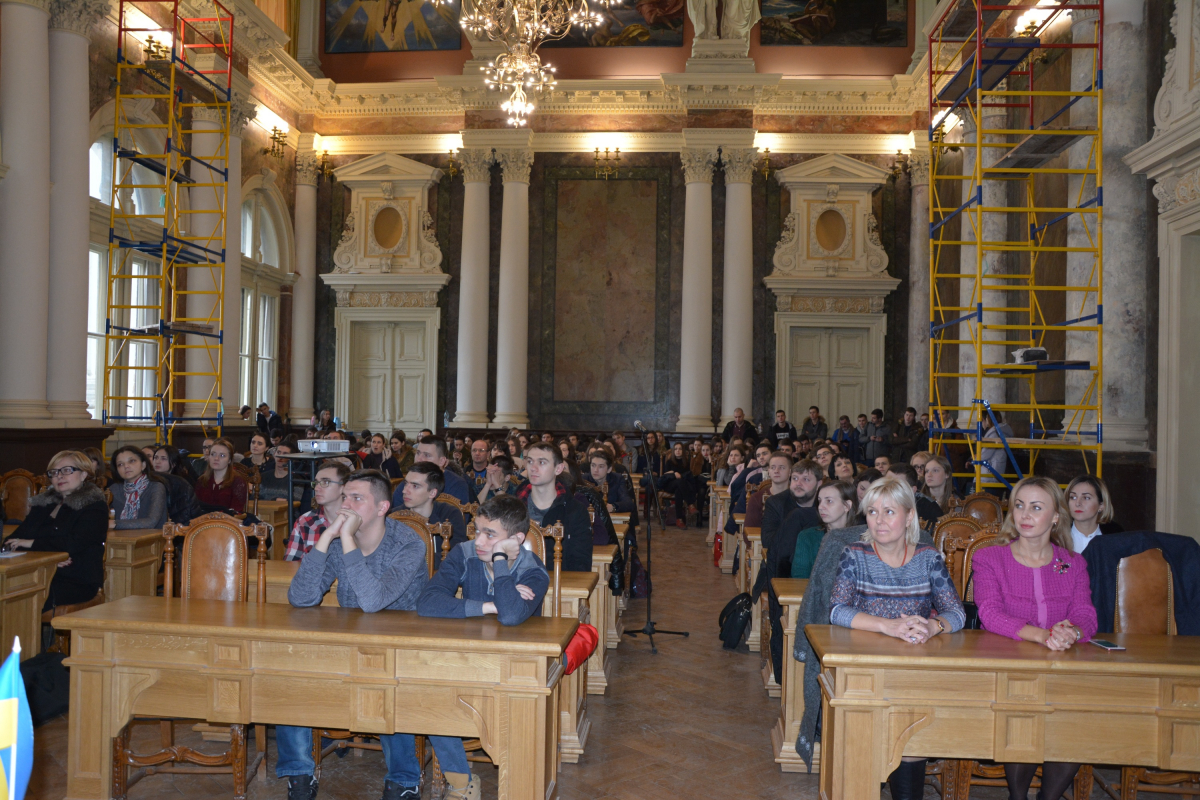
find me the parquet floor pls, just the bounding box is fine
[26,525,1109,799]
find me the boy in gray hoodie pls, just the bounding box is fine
[416,494,550,800]
[277,469,433,800]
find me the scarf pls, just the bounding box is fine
[121,474,149,520]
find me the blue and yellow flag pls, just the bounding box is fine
[0,638,32,800]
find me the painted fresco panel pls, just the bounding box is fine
[760,0,906,46]
[542,0,684,47]
[325,0,462,52]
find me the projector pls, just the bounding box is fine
[298,439,350,453]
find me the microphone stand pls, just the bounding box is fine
[624,428,689,654]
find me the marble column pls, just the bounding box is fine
[0,0,52,422]
[957,108,1007,421]
[224,96,251,413]
[493,148,533,429]
[720,148,755,427]
[46,0,105,422]
[907,146,931,413]
[1096,2,1150,449]
[290,154,319,422]
[677,147,717,432]
[453,148,493,426]
[185,114,224,421]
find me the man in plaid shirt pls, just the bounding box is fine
[285,460,351,561]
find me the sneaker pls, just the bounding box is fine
[287,776,318,800]
[381,780,420,800]
[443,775,482,800]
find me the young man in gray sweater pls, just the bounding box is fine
[416,494,550,800]
[276,469,435,800]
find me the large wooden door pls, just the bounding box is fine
[348,320,430,432]
[788,328,870,426]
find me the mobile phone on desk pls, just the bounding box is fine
[1090,639,1126,651]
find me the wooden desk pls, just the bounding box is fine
[0,550,65,661]
[3,524,15,537]
[744,527,763,654]
[552,571,598,763]
[609,512,630,528]
[771,579,814,772]
[613,524,630,613]
[246,559,340,606]
[589,545,617,694]
[719,512,743,575]
[103,529,164,602]
[808,627,1200,800]
[707,483,724,546]
[54,596,575,800]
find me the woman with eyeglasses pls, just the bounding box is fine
[108,446,169,531]
[4,450,109,610]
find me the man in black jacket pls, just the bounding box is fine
[769,409,799,447]
[516,442,592,572]
[256,402,284,438]
[720,407,758,447]
[583,450,634,513]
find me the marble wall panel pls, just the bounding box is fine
[551,179,659,402]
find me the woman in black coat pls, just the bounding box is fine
[151,445,201,524]
[5,450,108,610]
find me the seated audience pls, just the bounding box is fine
[854,468,884,503]
[315,408,336,434]
[972,475,1098,800]
[467,438,490,498]
[910,450,932,484]
[108,446,168,531]
[259,439,308,506]
[516,443,592,572]
[658,441,697,528]
[1066,474,1122,553]
[477,455,519,503]
[721,408,758,447]
[399,462,468,569]
[715,444,745,487]
[886,463,942,530]
[769,409,799,447]
[284,460,348,561]
[873,454,891,473]
[791,480,857,579]
[557,439,583,487]
[829,474,965,800]
[831,453,857,481]
[829,415,857,461]
[5,450,108,611]
[82,446,112,486]
[277,469,429,800]
[360,433,388,470]
[388,436,471,507]
[194,438,249,514]
[417,494,551,800]
[257,402,283,438]
[583,451,634,513]
[151,445,201,524]
[611,430,635,471]
[920,454,959,513]
[812,444,834,474]
[801,406,828,442]
[245,432,273,473]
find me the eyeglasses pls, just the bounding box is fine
[46,467,81,478]
[314,479,344,488]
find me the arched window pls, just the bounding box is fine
[238,180,295,411]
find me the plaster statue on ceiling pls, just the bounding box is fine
[688,0,759,40]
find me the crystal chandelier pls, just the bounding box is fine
[439,0,620,125]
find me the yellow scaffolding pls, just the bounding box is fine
[103,0,234,445]
[928,0,1102,490]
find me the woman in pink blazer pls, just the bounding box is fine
[972,475,1098,800]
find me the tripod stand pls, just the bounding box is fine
[624,429,689,654]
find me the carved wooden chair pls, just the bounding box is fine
[111,513,268,800]
[933,515,990,598]
[936,533,1094,800]
[311,513,455,779]
[0,468,43,522]
[957,492,1004,524]
[231,462,262,518]
[1094,549,1195,799]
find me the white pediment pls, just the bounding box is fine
[774,153,892,186]
[332,152,444,188]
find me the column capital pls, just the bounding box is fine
[296,153,319,186]
[458,147,494,183]
[496,148,534,184]
[230,91,257,137]
[721,147,758,184]
[680,147,717,184]
[48,0,104,34]
[909,152,931,186]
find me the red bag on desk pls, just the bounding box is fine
[563,623,599,675]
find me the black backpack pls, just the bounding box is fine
[21,651,69,726]
[718,592,753,650]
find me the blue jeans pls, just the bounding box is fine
[274,725,470,786]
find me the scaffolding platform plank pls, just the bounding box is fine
[991,128,1088,170]
[936,38,1039,104]
[115,146,196,184]
[145,57,229,103]
[984,360,1090,375]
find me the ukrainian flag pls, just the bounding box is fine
[0,638,32,800]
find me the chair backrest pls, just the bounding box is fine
[959,492,1004,524]
[0,469,42,522]
[962,533,1006,602]
[387,510,452,577]
[390,477,403,494]
[231,463,262,515]
[527,521,564,618]
[1115,548,1176,635]
[935,515,994,597]
[435,493,464,513]
[163,512,267,603]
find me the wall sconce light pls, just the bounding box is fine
[758,147,772,180]
[594,147,620,180]
[891,149,908,179]
[263,127,286,159]
[318,150,334,182]
[446,149,459,179]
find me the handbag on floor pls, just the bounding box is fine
[718,592,753,650]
